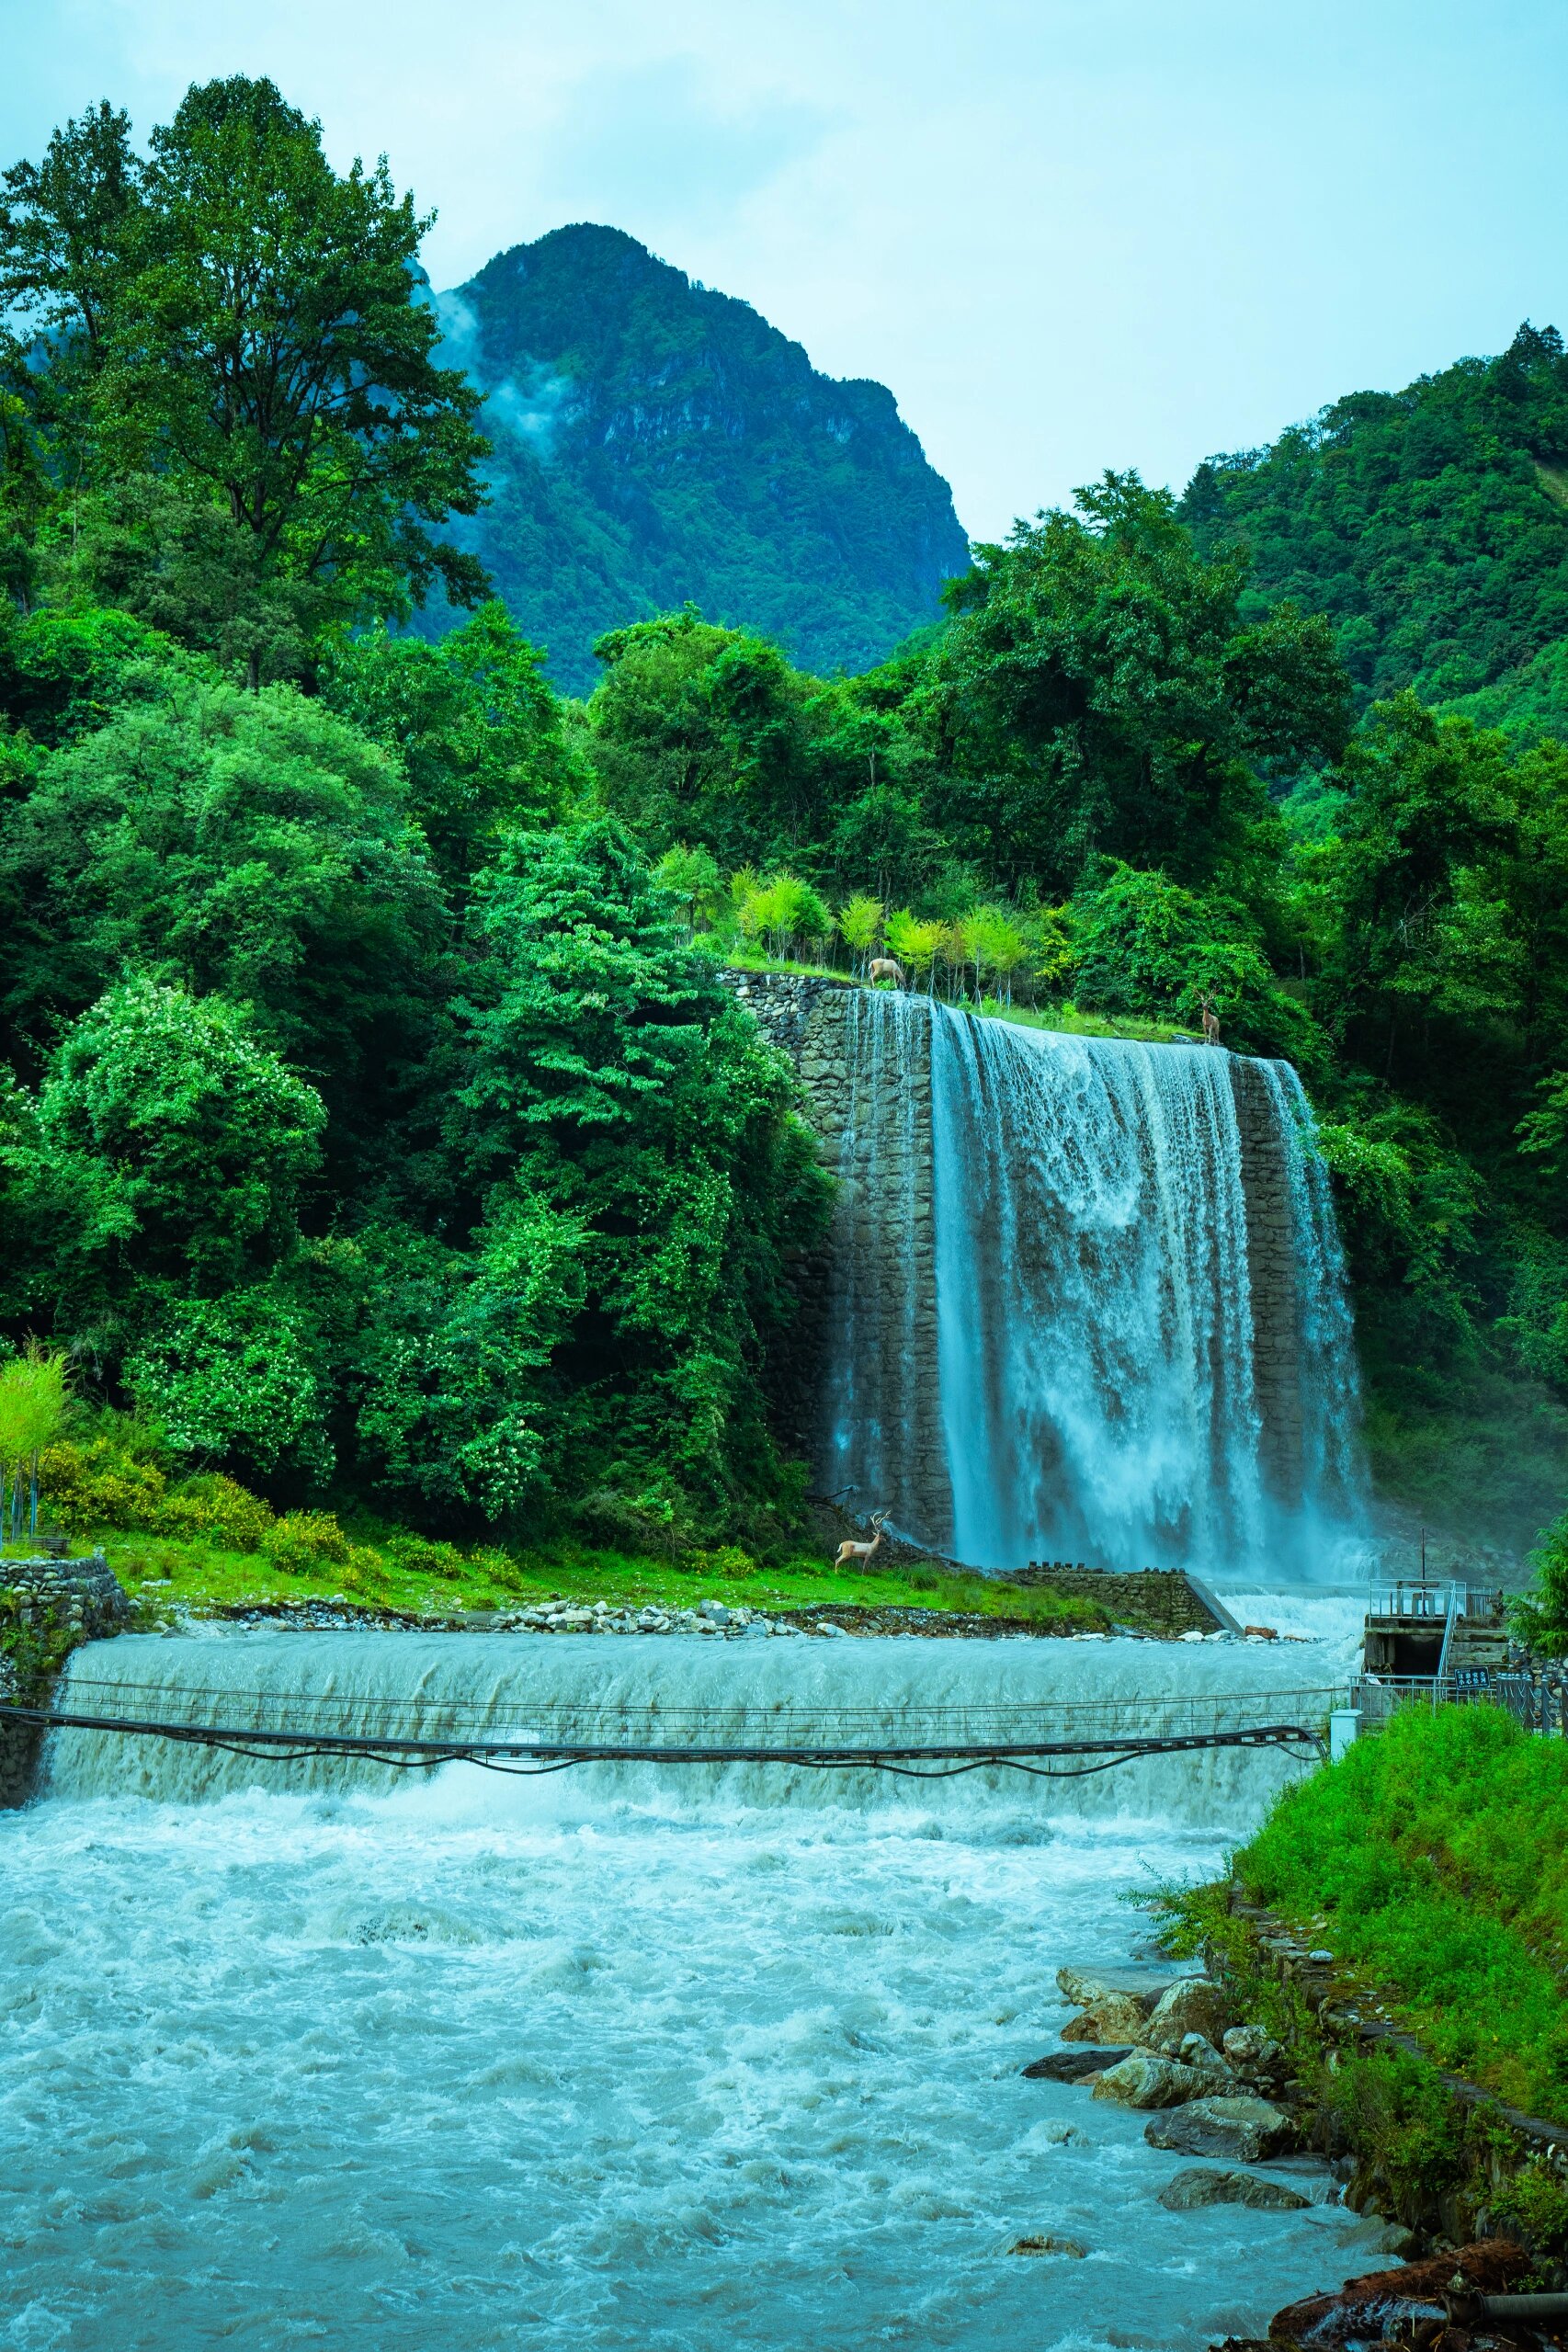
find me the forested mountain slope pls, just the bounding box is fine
[1181,324,1568,743]
[432,224,971,692]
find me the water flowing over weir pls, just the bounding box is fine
[817,992,1366,1574]
[43,1630,1345,1819]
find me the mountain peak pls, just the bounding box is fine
[435,226,969,691]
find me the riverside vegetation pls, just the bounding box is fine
[1155,1704,1568,2267]
[3,79,1568,1620]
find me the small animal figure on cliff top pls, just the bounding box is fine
[868,958,904,988]
[1198,992,1221,1046]
[835,1510,889,1571]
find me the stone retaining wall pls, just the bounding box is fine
[3,1551,130,1636]
[1003,1563,1221,1635]
[720,971,953,1544]
[0,1553,129,1808]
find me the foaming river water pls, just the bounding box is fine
[0,1625,1377,2351]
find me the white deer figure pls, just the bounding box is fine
[835,1510,890,1571]
[868,958,904,988]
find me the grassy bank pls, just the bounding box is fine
[1221,1705,1568,2120]
[721,954,1189,1042]
[2,1528,1108,1635]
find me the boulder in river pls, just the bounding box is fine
[1221,2025,1287,2085]
[1137,1977,1235,2053]
[1062,1992,1151,2043]
[1157,2167,1308,2212]
[1092,2051,1216,2108]
[1056,1965,1174,2010]
[1022,2046,1133,2081]
[1144,2096,1298,2160]
[1007,2234,1087,2257]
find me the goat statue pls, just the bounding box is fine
[834,1510,890,1571]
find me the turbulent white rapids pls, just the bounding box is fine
[0,1623,1384,2352]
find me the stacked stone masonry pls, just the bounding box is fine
[1227,1059,1306,1507]
[722,971,1312,1546]
[4,1552,130,1636]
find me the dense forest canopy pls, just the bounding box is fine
[1181,324,1568,744]
[3,76,1568,1569]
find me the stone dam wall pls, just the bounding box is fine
[722,971,1317,1540]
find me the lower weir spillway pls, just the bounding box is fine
[802,988,1366,1575]
[41,1629,1346,1819]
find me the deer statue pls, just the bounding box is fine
[868,958,904,988]
[1199,991,1221,1047]
[835,1510,890,1571]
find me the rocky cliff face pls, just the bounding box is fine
[435,224,971,693]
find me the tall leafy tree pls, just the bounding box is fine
[442,818,831,1521]
[924,471,1350,893]
[320,601,583,884]
[1,79,492,682]
[0,671,452,1189]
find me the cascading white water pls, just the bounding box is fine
[1254,1057,1367,1529]
[42,1628,1346,1817]
[926,1008,1367,1577]
[3,1623,1378,2350]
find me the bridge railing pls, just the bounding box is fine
[1351,1670,1568,1738]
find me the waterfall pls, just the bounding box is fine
[819,994,1367,1578]
[41,1629,1344,1822]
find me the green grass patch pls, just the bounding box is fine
[720,953,1189,1043]
[7,1529,1106,1635]
[1231,1704,1568,2119]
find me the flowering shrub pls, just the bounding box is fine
[263,1511,351,1575]
[382,1533,467,1581]
[154,1473,275,1552]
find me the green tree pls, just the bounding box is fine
[10,978,324,1346]
[653,843,723,939]
[320,602,580,883]
[924,471,1350,893]
[589,610,828,870]
[884,909,944,992]
[5,78,491,683]
[837,892,883,972]
[0,1346,72,1541]
[445,819,830,1523]
[1512,1511,1568,1658]
[1073,864,1325,1062]
[125,1283,334,1483]
[0,674,451,1187]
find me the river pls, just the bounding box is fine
[0,1617,1382,2352]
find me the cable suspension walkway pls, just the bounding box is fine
[2,1680,1347,1780]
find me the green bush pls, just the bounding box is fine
[154,1473,275,1552]
[1233,1704,1568,2117]
[263,1511,351,1576]
[381,1533,467,1581]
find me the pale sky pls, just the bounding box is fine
[3,0,1564,541]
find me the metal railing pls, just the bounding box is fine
[1366,1581,1504,1623]
[1351,1669,1568,1738]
